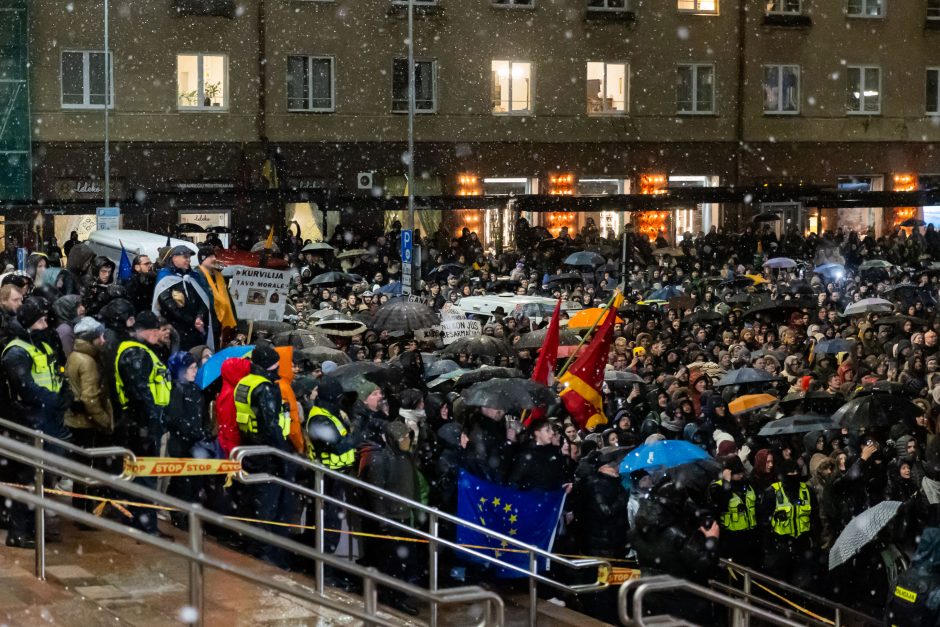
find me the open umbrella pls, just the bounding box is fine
[619,440,711,476]
[273,328,336,350]
[310,271,359,287]
[729,393,778,416]
[335,248,370,260]
[716,368,779,387]
[813,263,844,278]
[872,314,927,328]
[604,370,646,387]
[297,346,350,366]
[177,223,206,234]
[758,414,838,437]
[313,317,367,337]
[463,378,553,412]
[441,336,513,359]
[851,381,911,398]
[301,241,334,253]
[814,338,856,355]
[546,272,583,286]
[833,394,922,430]
[427,369,471,389]
[195,345,254,389]
[843,298,894,316]
[206,225,232,234]
[566,307,622,330]
[564,251,606,268]
[858,259,894,271]
[426,359,461,378]
[330,362,400,393]
[377,281,403,295]
[428,263,466,280]
[372,297,439,332]
[752,211,781,222]
[829,501,904,570]
[763,257,797,269]
[686,310,723,325]
[900,218,926,228]
[741,300,804,321]
[517,327,580,349]
[453,366,525,389]
[646,285,684,301]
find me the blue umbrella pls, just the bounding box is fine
[377,281,402,295]
[619,440,711,477]
[195,345,254,389]
[814,262,844,278]
[646,285,684,301]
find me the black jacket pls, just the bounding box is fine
[885,527,940,627]
[124,271,156,314]
[358,437,419,524]
[508,442,567,491]
[239,365,294,475]
[156,269,210,350]
[166,379,210,457]
[461,412,517,484]
[114,339,168,455]
[572,470,630,558]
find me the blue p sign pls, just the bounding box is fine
[401,229,413,264]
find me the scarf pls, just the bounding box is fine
[201,267,237,329]
[399,408,426,444]
[151,272,215,350]
[923,476,940,505]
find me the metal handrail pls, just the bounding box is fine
[618,575,808,627]
[718,559,882,627]
[231,445,610,626]
[0,415,136,469]
[0,432,505,627]
[709,580,831,627]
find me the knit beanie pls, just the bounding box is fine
[355,379,379,401]
[73,316,105,341]
[17,297,48,329]
[168,351,196,382]
[385,420,410,443]
[317,375,344,402]
[251,341,281,371]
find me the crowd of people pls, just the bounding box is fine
[0,218,938,624]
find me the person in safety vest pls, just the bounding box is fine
[113,310,173,536]
[708,456,758,568]
[234,341,295,569]
[758,459,820,587]
[1,296,72,548]
[886,526,940,627]
[302,375,360,591]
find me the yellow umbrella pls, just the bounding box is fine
[744,274,768,285]
[729,393,778,416]
[566,307,624,330]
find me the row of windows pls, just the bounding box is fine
[59,51,940,117]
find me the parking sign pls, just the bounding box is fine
[401,229,413,264]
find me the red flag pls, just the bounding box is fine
[558,293,623,430]
[525,299,562,425]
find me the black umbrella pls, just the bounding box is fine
[463,378,554,412]
[752,211,781,223]
[313,317,367,337]
[372,297,439,332]
[426,359,460,378]
[310,271,359,287]
[516,328,581,350]
[686,310,723,325]
[330,362,401,393]
[758,414,839,437]
[488,278,521,293]
[833,394,922,430]
[604,371,646,385]
[716,368,779,387]
[872,314,927,328]
[177,222,206,233]
[546,272,583,286]
[564,251,606,268]
[273,329,336,350]
[453,366,524,389]
[901,218,927,227]
[428,263,466,281]
[206,225,232,234]
[803,391,845,415]
[297,346,350,366]
[441,336,513,359]
[851,381,912,399]
[726,293,753,305]
[784,281,815,296]
[718,276,754,289]
[814,338,856,355]
[741,299,804,321]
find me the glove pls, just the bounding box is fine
[738,444,751,463]
[70,399,87,414]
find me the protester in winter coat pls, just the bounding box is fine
[82,256,115,317]
[507,419,568,491]
[461,406,518,484]
[153,246,213,351]
[274,345,305,454]
[886,526,940,627]
[52,294,83,358]
[64,317,113,437]
[123,254,156,314]
[216,357,250,457]
[572,448,630,559]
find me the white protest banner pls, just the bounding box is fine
[228,267,291,322]
[414,326,442,343]
[440,303,465,321]
[407,294,432,307]
[441,319,482,345]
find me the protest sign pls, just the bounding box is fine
[441,319,482,345]
[228,267,291,322]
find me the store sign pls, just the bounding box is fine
[228,267,290,322]
[287,178,329,191]
[96,207,121,231]
[175,182,234,191]
[441,319,482,345]
[53,178,125,201]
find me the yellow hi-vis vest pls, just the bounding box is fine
[114,341,171,408]
[770,481,812,538]
[2,339,62,393]
[712,480,756,532]
[305,406,355,470]
[233,374,290,438]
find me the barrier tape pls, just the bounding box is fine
[726,565,833,625]
[123,457,242,477]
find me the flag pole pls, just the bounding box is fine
[556,288,621,378]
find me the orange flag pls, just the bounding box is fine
[525,299,562,426]
[558,292,623,430]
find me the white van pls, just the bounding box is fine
[87,230,198,266]
[456,294,582,327]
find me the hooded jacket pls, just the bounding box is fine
[886,527,940,627]
[216,357,250,457]
[64,338,113,431]
[53,294,82,358]
[274,345,305,454]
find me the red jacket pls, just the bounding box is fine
[216,357,251,457]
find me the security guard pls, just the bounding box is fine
[1,297,71,548]
[708,456,757,567]
[758,459,819,586]
[233,342,294,568]
[113,311,172,536]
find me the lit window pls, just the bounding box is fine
[763,65,800,114]
[493,0,534,6]
[392,59,437,113]
[846,65,881,114]
[931,0,940,19]
[586,62,628,114]
[491,60,532,114]
[177,53,227,110]
[588,0,629,11]
[927,68,940,115]
[847,0,883,17]
[766,0,800,14]
[677,63,715,114]
[61,51,113,109]
[287,56,334,112]
[678,0,717,13]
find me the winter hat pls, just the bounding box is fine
[133,310,163,331]
[355,379,379,401]
[17,297,48,329]
[168,245,194,259]
[197,246,216,265]
[723,455,745,475]
[322,360,338,375]
[317,375,344,402]
[385,420,410,443]
[717,439,739,457]
[168,351,196,382]
[251,341,281,371]
[73,316,105,341]
[400,388,424,410]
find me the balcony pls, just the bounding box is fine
[173,0,236,18]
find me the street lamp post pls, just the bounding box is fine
[407,0,416,292]
[103,0,110,209]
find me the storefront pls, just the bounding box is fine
[483,177,534,251]
[577,177,631,238]
[836,175,884,236]
[49,178,127,244]
[669,175,720,241]
[178,209,231,247]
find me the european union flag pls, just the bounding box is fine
[456,470,565,578]
[118,241,133,282]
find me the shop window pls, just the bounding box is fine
[766,0,800,14]
[846,65,880,115]
[586,62,628,114]
[847,0,883,17]
[392,59,437,113]
[287,55,334,112]
[491,60,532,114]
[931,0,940,20]
[177,53,227,110]
[928,68,940,115]
[676,63,715,114]
[763,65,800,114]
[61,51,113,109]
[677,0,717,14]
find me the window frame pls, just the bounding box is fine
[390,0,439,4]
[586,60,630,116]
[676,62,716,115]
[762,64,801,116]
[677,0,718,14]
[846,0,884,18]
[176,52,229,112]
[766,0,801,15]
[286,54,336,113]
[491,59,534,116]
[60,49,114,110]
[391,58,438,114]
[845,64,882,115]
[587,0,632,12]
[492,0,534,8]
[927,67,940,116]
[931,0,940,20]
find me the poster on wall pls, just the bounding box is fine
[227,267,290,322]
